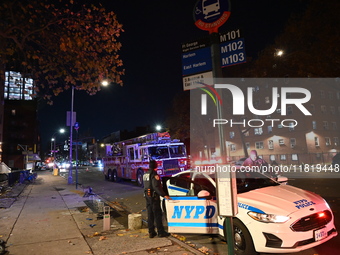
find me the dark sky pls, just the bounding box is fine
[38,0,306,151]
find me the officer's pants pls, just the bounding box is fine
[145,195,165,234]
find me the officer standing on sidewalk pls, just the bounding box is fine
[143,160,171,238]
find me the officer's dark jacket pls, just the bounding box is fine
[143,169,166,197]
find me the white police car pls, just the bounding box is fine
[163,170,337,255]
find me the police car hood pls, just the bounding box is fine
[238,184,327,215]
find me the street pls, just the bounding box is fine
[59,166,340,255]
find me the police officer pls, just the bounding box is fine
[143,160,171,238]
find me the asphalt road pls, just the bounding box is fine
[59,166,340,255]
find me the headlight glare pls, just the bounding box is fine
[248,211,290,223]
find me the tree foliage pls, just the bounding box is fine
[0,0,124,103]
[250,0,340,77]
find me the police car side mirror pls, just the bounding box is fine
[197,190,212,200]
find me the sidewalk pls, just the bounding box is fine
[0,171,202,255]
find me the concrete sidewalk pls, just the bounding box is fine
[0,171,201,255]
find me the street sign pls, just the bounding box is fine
[183,71,213,91]
[220,38,247,67]
[66,111,76,127]
[182,47,212,76]
[72,142,82,145]
[193,0,231,33]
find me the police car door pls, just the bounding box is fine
[165,173,219,234]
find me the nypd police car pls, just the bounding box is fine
[163,170,337,254]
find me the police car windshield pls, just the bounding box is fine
[169,145,186,158]
[235,171,279,193]
[203,171,279,194]
[149,146,170,159]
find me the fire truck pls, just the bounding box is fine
[102,132,188,186]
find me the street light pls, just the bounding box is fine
[155,125,162,131]
[51,128,65,167]
[68,81,110,185]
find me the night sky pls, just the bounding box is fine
[38,0,306,151]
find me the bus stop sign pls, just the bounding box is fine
[193,0,231,33]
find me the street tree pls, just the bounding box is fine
[250,0,340,77]
[0,0,124,104]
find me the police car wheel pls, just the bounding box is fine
[232,219,257,255]
[136,170,144,187]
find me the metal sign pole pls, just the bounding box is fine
[210,31,235,255]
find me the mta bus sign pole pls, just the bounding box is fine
[193,1,235,254]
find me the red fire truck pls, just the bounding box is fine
[103,132,188,186]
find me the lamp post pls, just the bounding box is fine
[51,128,65,167]
[68,80,110,185]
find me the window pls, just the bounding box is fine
[279,139,285,145]
[230,144,236,151]
[292,154,298,161]
[320,90,325,99]
[128,147,135,160]
[280,155,286,161]
[321,105,327,113]
[315,137,320,146]
[290,138,296,148]
[288,122,295,131]
[11,109,16,116]
[229,131,235,139]
[255,142,264,149]
[329,91,333,99]
[334,137,339,146]
[337,91,340,100]
[245,142,250,150]
[312,121,317,130]
[269,155,276,161]
[254,127,263,135]
[310,104,315,112]
[268,140,274,149]
[242,130,249,137]
[330,106,335,115]
[332,122,337,130]
[325,137,331,146]
[286,106,293,115]
[323,121,329,130]
[267,126,272,133]
[278,124,283,128]
[265,97,270,104]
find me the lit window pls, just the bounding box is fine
[267,126,272,133]
[312,121,317,130]
[11,109,16,116]
[254,128,263,135]
[292,154,298,161]
[268,140,274,150]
